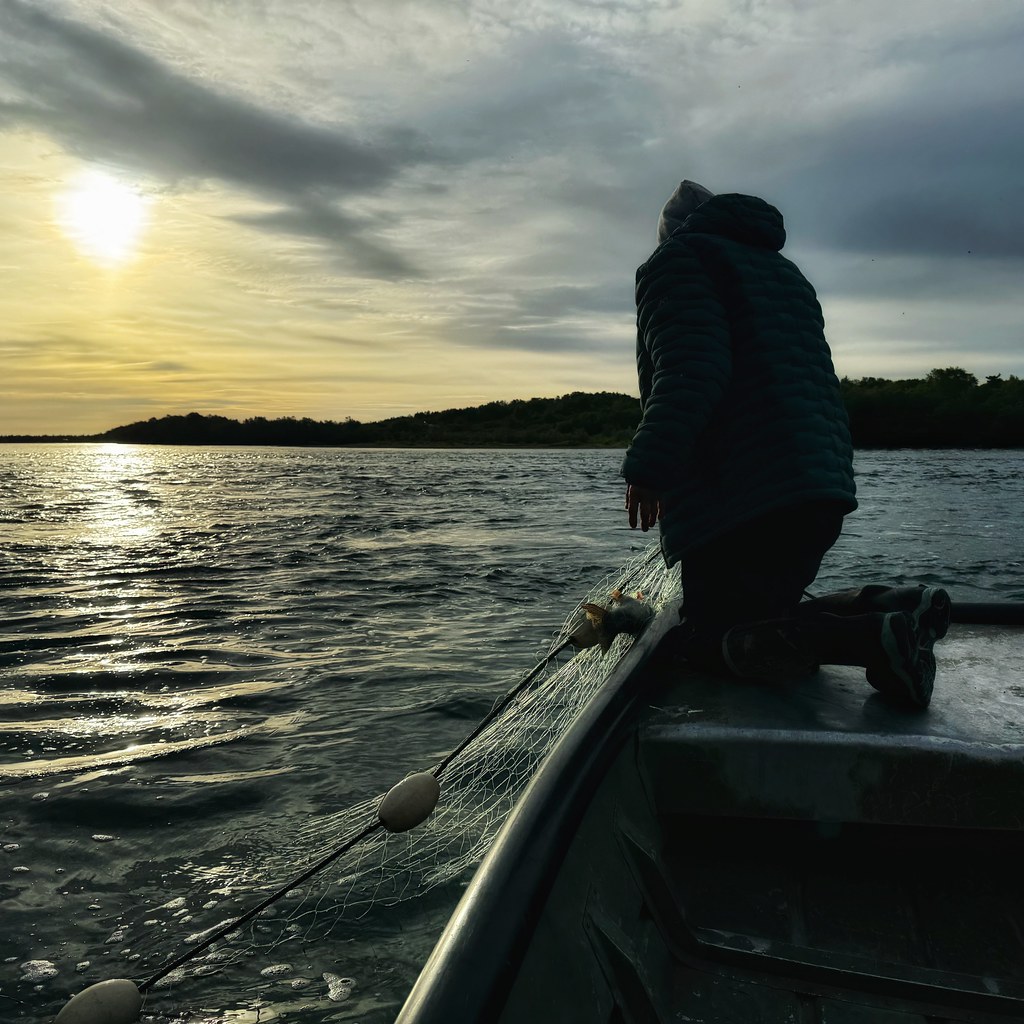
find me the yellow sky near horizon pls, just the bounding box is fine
[2,135,625,435]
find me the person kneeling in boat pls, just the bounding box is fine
[622,180,948,709]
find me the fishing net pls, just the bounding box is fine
[105,544,680,1016]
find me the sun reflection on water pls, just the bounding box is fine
[79,443,162,546]
[42,445,172,749]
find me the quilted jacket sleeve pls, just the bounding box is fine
[621,240,732,488]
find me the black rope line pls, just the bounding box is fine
[134,548,665,994]
[136,636,577,991]
[433,550,663,780]
[138,819,382,993]
[434,638,573,780]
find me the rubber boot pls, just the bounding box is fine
[658,620,731,674]
[798,585,890,616]
[719,618,820,684]
[800,585,950,652]
[795,611,934,709]
[722,612,935,709]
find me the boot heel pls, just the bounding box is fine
[918,587,951,645]
[866,612,934,709]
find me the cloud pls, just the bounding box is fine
[509,284,628,319]
[230,196,421,277]
[735,24,1024,263]
[838,195,1024,260]
[141,360,192,373]
[4,0,1024,435]
[778,98,1024,262]
[0,0,432,275]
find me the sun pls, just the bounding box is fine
[56,169,150,266]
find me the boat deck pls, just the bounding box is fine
[642,814,1024,1022]
[397,619,1024,1024]
[626,623,1024,1023]
[643,623,1024,829]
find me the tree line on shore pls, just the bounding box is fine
[5,369,1024,448]
[841,367,1024,447]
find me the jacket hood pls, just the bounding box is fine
[657,180,715,243]
[680,193,786,250]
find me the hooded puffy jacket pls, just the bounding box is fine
[621,192,857,565]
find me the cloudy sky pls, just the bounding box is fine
[1,0,1021,434]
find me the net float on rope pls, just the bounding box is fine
[377,771,441,833]
[54,978,142,1024]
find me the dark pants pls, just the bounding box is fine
[678,501,845,649]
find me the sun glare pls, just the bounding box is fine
[56,169,150,266]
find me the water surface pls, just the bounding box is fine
[1,445,1021,1021]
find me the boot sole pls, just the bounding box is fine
[911,587,951,649]
[866,612,935,709]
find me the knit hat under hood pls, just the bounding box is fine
[657,179,715,243]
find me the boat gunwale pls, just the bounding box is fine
[396,605,1024,1023]
[395,604,679,1022]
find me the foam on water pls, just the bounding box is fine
[259,964,292,979]
[323,973,355,1001]
[20,960,58,983]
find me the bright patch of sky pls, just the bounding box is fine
[1,0,1021,433]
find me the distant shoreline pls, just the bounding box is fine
[0,438,629,449]
[4,372,1024,448]
[3,437,1024,451]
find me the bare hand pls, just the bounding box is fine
[625,484,662,532]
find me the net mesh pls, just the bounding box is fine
[123,543,679,1010]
